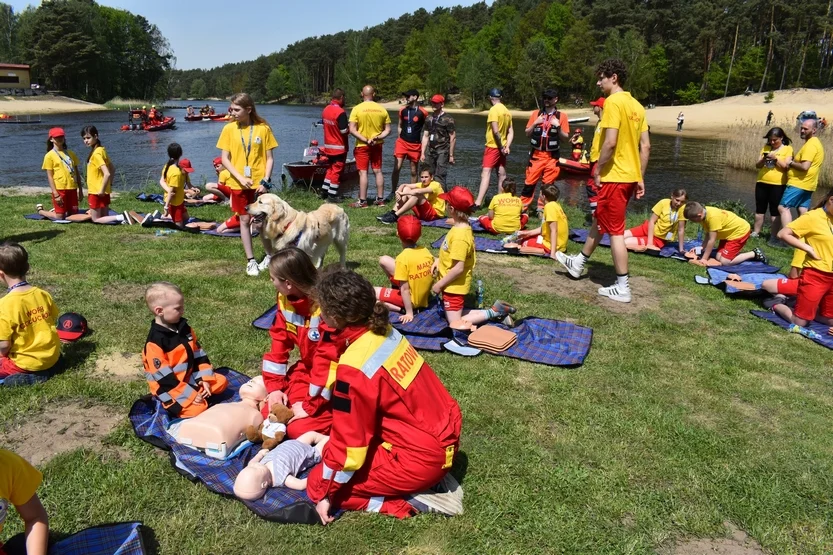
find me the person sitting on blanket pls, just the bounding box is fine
[432,186,516,329]
[375,215,435,324]
[0,449,49,555]
[477,178,528,234]
[204,156,231,205]
[262,248,334,438]
[376,168,446,225]
[683,202,768,266]
[506,184,567,260]
[306,267,463,522]
[141,282,228,418]
[623,188,688,252]
[0,243,62,387]
[761,247,804,314]
[775,189,833,331]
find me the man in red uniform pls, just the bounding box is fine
[391,89,428,197]
[522,88,570,215]
[319,88,350,202]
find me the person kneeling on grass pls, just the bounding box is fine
[375,215,435,323]
[478,178,528,235]
[0,449,49,555]
[432,186,516,329]
[377,168,446,225]
[683,202,767,266]
[623,188,688,253]
[505,184,567,260]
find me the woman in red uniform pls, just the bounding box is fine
[306,267,462,522]
[261,248,333,438]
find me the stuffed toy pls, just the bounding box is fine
[245,403,294,450]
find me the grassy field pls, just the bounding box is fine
[1,189,832,554]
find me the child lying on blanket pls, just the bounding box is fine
[683,202,767,266]
[504,184,567,260]
[377,168,446,225]
[233,431,328,499]
[477,178,528,234]
[623,188,688,253]
[375,215,435,324]
[0,449,49,555]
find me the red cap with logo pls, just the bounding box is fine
[213,156,223,166]
[179,159,195,173]
[430,94,445,104]
[57,312,88,342]
[396,215,422,244]
[589,97,605,108]
[438,186,475,214]
[48,127,65,138]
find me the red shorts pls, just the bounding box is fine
[168,203,186,224]
[216,184,232,197]
[0,356,24,378]
[595,182,636,235]
[794,267,833,321]
[52,189,79,216]
[520,234,550,254]
[717,231,750,261]
[87,193,111,210]
[776,277,799,296]
[230,188,256,216]
[324,154,346,185]
[377,287,404,308]
[586,162,600,204]
[626,220,666,248]
[482,147,506,169]
[478,214,529,235]
[394,138,421,163]
[413,201,439,221]
[525,150,560,184]
[355,144,383,171]
[442,292,465,312]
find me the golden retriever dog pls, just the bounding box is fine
[248,194,349,269]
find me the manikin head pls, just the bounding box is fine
[234,461,273,500]
[238,376,267,403]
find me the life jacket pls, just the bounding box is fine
[321,102,349,155]
[529,109,563,158]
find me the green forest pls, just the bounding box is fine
[0,0,173,102]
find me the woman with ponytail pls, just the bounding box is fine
[306,267,462,523]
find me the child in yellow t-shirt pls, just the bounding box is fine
[81,125,129,225]
[511,185,568,260]
[141,143,192,230]
[37,127,90,223]
[377,168,446,224]
[204,156,231,204]
[478,178,528,234]
[432,186,516,329]
[624,188,688,252]
[0,243,61,387]
[683,202,767,266]
[0,449,49,554]
[375,215,435,323]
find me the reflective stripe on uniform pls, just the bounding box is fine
[321,387,332,400]
[309,383,323,397]
[322,462,334,480]
[192,349,207,359]
[281,309,306,327]
[157,392,173,403]
[334,469,354,483]
[309,316,321,328]
[194,368,213,380]
[176,385,198,405]
[360,329,403,380]
[262,360,288,376]
[148,366,174,382]
[172,362,189,374]
[366,496,384,512]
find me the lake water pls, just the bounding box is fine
[0,101,764,213]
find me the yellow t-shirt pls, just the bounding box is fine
[217,169,231,185]
[589,123,602,162]
[791,244,807,268]
[756,144,793,186]
[41,149,79,190]
[348,101,391,148]
[542,201,568,252]
[485,102,512,148]
[787,208,833,272]
[393,246,435,309]
[702,207,750,241]
[0,287,60,372]
[787,137,825,192]
[438,225,475,295]
[488,192,524,233]
[572,136,584,150]
[86,146,112,195]
[598,91,647,183]
[651,198,686,241]
[162,164,186,207]
[424,180,446,218]
[0,449,42,536]
[216,122,278,189]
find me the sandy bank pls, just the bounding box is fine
[0,94,107,115]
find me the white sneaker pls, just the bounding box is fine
[246,259,260,276]
[123,210,133,225]
[257,254,272,272]
[555,251,584,278]
[598,283,632,303]
[410,473,464,516]
[36,203,44,212]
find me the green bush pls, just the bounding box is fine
[764,90,775,103]
[675,82,702,105]
[712,199,754,224]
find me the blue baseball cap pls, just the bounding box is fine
[488,88,502,98]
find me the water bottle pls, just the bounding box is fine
[155,228,177,236]
[789,324,822,340]
[501,231,520,245]
[476,280,484,309]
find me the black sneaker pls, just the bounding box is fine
[319,188,330,200]
[753,247,768,264]
[373,198,387,207]
[326,194,342,204]
[377,211,398,224]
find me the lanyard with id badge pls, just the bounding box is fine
[429,111,444,144]
[240,124,254,178]
[54,149,75,181]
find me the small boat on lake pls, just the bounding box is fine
[558,157,591,176]
[282,140,358,188]
[0,114,41,124]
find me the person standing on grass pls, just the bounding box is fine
[319,88,350,202]
[778,118,825,228]
[555,59,650,304]
[348,85,391,208]
[474,88,513,210]
[37,127,90,222]
[391,89,427,195]
[217,92,278,276]
[81,125,128,225]
[420,94,456,189]
[752,127,792,242]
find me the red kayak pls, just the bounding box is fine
[121,111,176,131]
[144,116,176,131]
[558,157,590,176]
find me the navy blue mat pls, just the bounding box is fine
[50,522,146,555]
[128,367,324,524]
[430,235,547,256]
[136,192,212,207]
[201,228,258,238]
[23,210,120,225]
[751,310,833,350]
[422,218,488,233]
[706,269,786,294]
[568,228,707,259]
[718,261,780,274]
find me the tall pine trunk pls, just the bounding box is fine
[760,4,775,92]
[725,23,739,98]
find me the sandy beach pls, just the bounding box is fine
[0,94,107,115]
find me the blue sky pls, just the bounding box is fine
[9,1,490,70]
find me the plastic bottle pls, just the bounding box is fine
[476,280,484,309]
[789,324,822,340]
[155,228,177,236]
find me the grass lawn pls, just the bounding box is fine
[1,188,832,554]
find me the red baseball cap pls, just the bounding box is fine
[212,156,223,166]
[589,97,605,108]
[48,127,65,138]
[430,94,445,104]
[397,215,422,244]
[179,159,195,173]
[438,186,475,214]
[57,312,88,342]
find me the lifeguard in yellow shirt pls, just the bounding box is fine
[348,85,391,208]
[779,117,825,227]
[475,88,514,209]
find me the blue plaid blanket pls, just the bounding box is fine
[51,522,146,555]
[568,228,611,248]
[23,210,121,225]
[751,310,833,350]
[136,192,211,207]
[569,228,711,259]
[430,235,546,256]
[128,368,324,524]
[422,218,488,233]
[705,269,786,294]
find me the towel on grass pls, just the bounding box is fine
[136,192,212,207]
[421,218,488,233]
[23,210,121,225]
[704,269,786,294]
[750,310,833,350]
[430,234,547,256]
[128,367,327,524]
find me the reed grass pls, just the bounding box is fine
[102,97,153,111]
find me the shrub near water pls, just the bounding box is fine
[103,97,155,111]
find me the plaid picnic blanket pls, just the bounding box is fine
[128,367,324,524]
[3,522,147,555]
[750,310,833,350]
[422,218,488,233]
[703,269,786,294]
[569,228,714,259]
[23,210,121,225]
[136,192,212,207]
[429,235,546,256]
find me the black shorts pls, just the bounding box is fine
[755,182,784,216]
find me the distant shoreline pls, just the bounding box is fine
[0,94,107,115]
